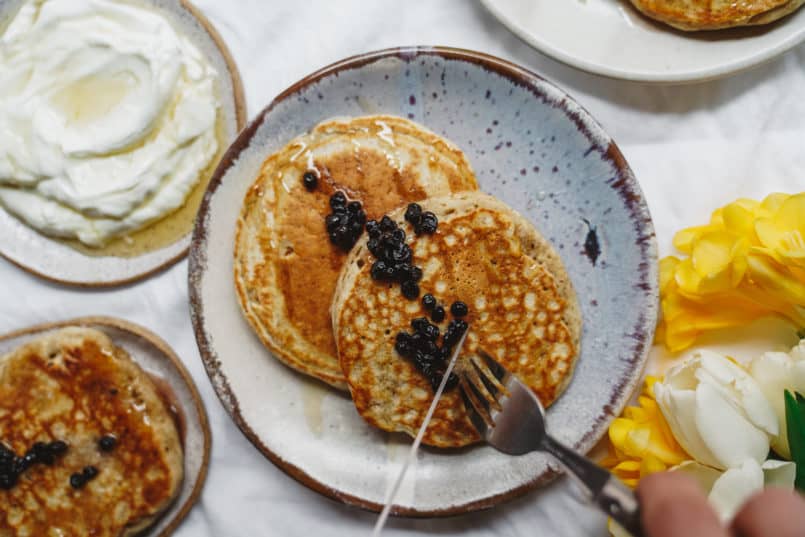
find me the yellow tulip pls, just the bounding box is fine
[754,193,805,269]
[602,376,690,487]
[657,192,805,351]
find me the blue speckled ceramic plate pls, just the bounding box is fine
[190,47,658,515]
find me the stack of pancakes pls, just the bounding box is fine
[235,116,581,448]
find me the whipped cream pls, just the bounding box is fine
[0,0,220,246]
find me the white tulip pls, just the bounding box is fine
[749,340,805,459]
[674,459,796,522]
[654,350,779,470]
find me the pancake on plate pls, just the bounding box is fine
[628,0,805,30]
[234,115,478,389]
[332,191,581,447]
[0,0,244,259]
[0,327,183,536]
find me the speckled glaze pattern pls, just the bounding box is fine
[0,317,211,536]
[189,47,658,516]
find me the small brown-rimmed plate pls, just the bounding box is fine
[0,0,246,287]
[190,47,658,516]
[0,316,211,535]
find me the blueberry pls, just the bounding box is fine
[325,213,344,232]
[330,191,347,209]
[431,305,446,323]
[444,372,460,391]
[70,472,86,489]
[367,238,381,256]
[396,264,421,283]
[370,260,387,281]
[0,472,17,490]
[423,323,440,341]
[415,351,437,366]
[416,353,436,369]
[411,317,430,333]
[428,373,444,392]
[380,215,396,232]
[390,244,412,264]
[349,220,363,236]
[48,441,68,456]
[421,294,436,310]
[404,203,422,224]
[416,212,438,235]
[82,466,99,480]
[98,436,116,452]
[410,332,426,350]
[354,211,367,226]
[450,301,468,318]
[366,220,381,238]
[394,333,412,356]
[391,228,405,243]
[444,319,468,348]
[302,171,318,191]
[347,201,362,214]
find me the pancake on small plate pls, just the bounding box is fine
[628,0,805,30]
[0,0,245,286]
[333,191,581,447]
[0,318,210,536]
[235,115,478,389]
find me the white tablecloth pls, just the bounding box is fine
[2,1,804,535]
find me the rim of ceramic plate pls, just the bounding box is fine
[188,45,658,517]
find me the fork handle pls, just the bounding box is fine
[541,435,645,537]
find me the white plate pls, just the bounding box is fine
[0,317,211,536]
[189,47,658,515]
[481,0,805,83]
[0,0,245,287]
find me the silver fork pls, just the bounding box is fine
[460,351,645,537]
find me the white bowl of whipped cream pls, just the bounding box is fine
[0,0,244,285]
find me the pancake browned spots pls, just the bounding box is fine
[0,328,182,537]
[333,192,581,447]
[629,0,804,30]
[235,116,478,388]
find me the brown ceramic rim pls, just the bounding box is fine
[0,316,212,535]
[0,0,247,289]
[189,46,657,517]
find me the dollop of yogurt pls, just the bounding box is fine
[0,0,220,246]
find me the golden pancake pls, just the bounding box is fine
[629,0,804,30]
[333,192,581,447]
[0,327,183,537]
[234,115,478,389]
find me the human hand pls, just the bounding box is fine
[637,472,805,537]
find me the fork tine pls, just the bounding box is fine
[472,352,508,396]
[459,374,494,431]
[464,361,502,411]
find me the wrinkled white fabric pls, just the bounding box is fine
[1,1,803,535]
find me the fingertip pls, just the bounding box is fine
[730,487,805,537]
[637,472,727,537]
